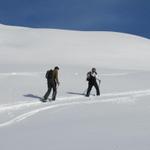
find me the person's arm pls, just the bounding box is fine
[55,70,60,86]
[96,73,101,83]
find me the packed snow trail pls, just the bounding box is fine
[1,88,150,113]
[0,89,150,127]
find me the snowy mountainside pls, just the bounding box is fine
[0,24,150,70]
[0,24,150,150]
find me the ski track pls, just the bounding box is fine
[0,71,130,77]
[0,72,43,77]
[0,89,150,128]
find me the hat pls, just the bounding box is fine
[92,68,96,72]
[54,66,59,70]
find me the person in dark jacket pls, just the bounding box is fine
[86,68,100,97]
[43,66,60,102]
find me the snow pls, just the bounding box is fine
[0,24,150,150]
[0,23,150,70]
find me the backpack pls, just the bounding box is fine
[86,71,97,81]
[45,69,53,80]
[86,72,91,81]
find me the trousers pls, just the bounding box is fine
[86,81,100,96]
[44,80,57,100]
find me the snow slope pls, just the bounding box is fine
[0,24,150,150]
[0,24,150,70]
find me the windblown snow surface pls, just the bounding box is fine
[0,24,150,150]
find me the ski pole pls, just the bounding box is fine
[98,79,101,87]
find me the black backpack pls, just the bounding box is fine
[45,69,53,80]
[86,71,97,81]
[86,72,91,81]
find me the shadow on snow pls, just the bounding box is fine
[67,92,85,96]
[23,94,43,101]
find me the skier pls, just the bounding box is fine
[43,66,60,102]
[86,68,100,97]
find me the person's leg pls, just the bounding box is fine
[94,82,100,96]
[86,82,93,97]
[52,83,57,100]
[44,82,52,100]
[44,88,51,100]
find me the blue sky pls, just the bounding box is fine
[0,0,150,38]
